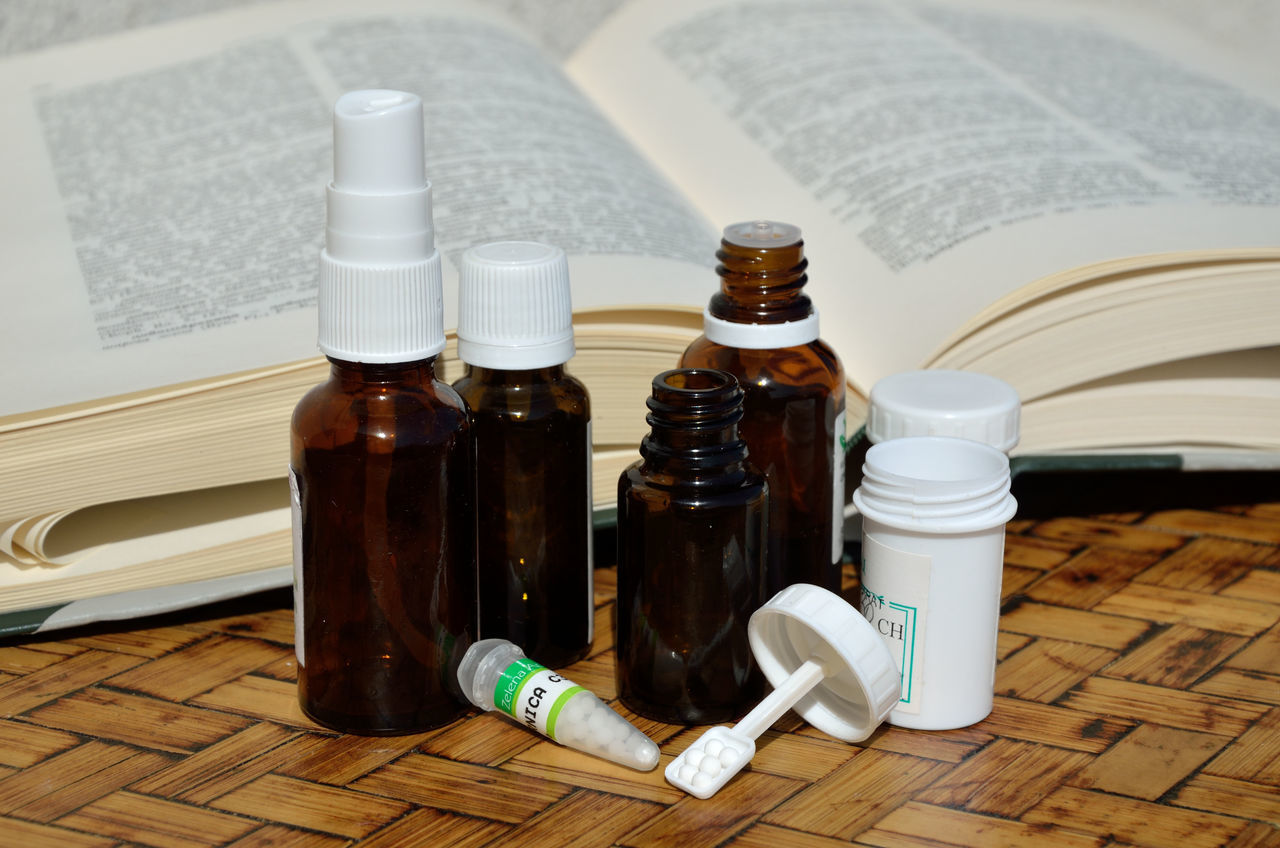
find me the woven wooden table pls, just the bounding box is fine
[1,473,1278,847]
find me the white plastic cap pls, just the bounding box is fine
[748,583,900,743]
[318,89,444,363]
[703,307,819,349]
[866,370,1020,452]
[456,241,575,369]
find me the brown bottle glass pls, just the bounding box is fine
[680,221,846,596]
[291,357,474,734]
[615,368,768,724]
[453,364,592,668]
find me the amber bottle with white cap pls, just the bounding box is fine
[680,221,846,595]
[452,241,593,669]
[290,90,474,734]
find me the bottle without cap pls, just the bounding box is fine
[680,221,846,595]
[615,368,768,724]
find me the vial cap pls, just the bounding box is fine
[866,369,1021,452]
[722,220,803,248]
[748,584,901,743]
[456,241,575,369]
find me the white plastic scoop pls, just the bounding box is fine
[665,584,901,799]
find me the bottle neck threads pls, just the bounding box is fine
[853,436,1017,532]
[640,369,750,477]
[329,357,436,390]
[710,220,812,325]
[704,220,819,348]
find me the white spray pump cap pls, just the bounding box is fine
[318,89,444,363]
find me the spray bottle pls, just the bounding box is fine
[290,90,475,734]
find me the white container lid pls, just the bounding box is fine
[866,370,1020,452]
[748,583,900,743]
[456,241,575,369]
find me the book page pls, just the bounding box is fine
[0,0,714,418]
[0,0,261,56]
[568,0,1280,392]
[471,0,630,61]
[1020,347,1280,453]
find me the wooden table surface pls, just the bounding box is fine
[1,472,1277,847]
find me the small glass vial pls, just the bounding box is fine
[452,241,593,669]
[853,436,1017,730]
[680,221,845,595]
[291,90,475,734]
[615,368,768,724]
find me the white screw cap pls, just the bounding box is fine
[749,583,901,743]
[456,241,575,370]
[867,370,1021,452]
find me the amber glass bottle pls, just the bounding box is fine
[680,221,846,595]
[615,368,767,724]
[452,240,593,669]
[292,359,473,733]
[291,89,475,734]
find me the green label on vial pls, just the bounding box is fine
[495,657,545,716]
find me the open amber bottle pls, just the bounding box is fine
[615,368,767,724]
[680,221,846,595]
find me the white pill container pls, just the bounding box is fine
[853,436,1016,730]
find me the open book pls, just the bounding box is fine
[2,0,1277,633]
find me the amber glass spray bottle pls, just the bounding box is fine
[290,90,475,734]
[616,369,768,724]
[680,221,846,595]
[452,241,593,668]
